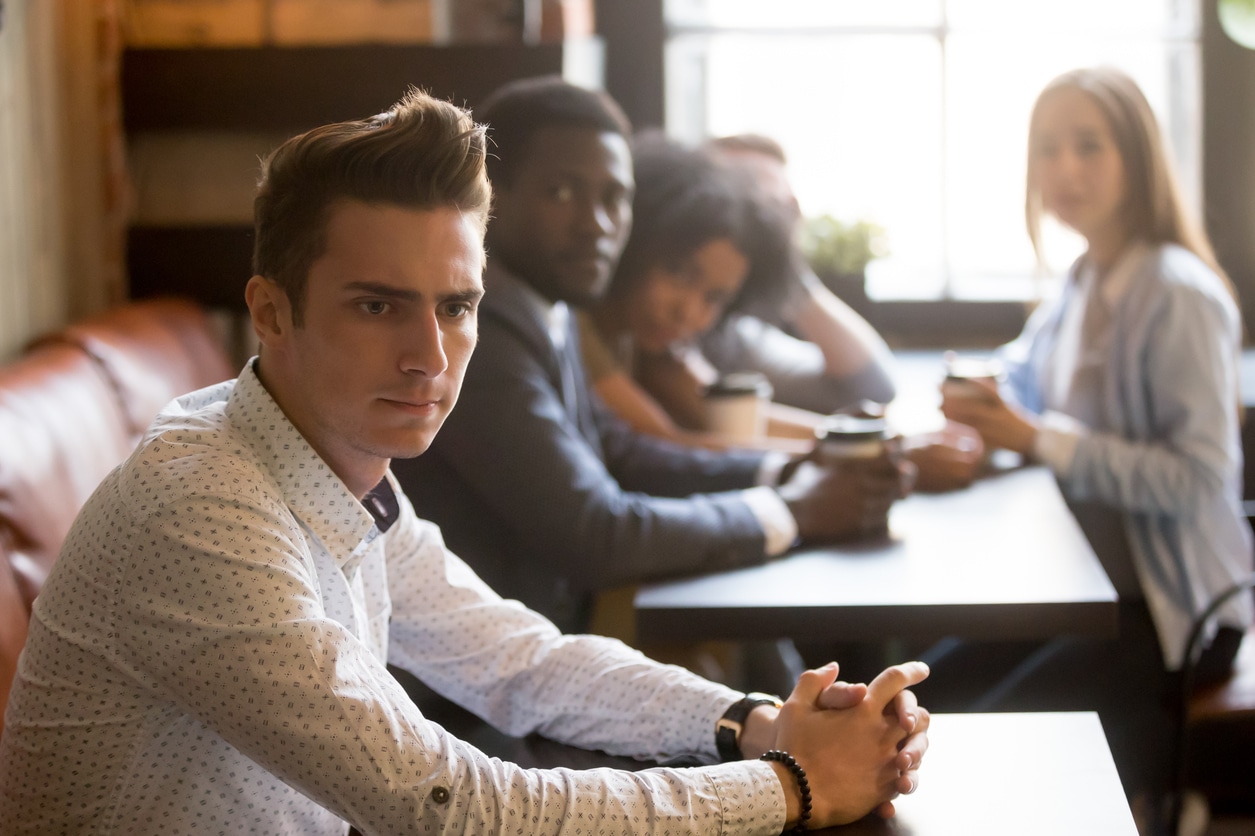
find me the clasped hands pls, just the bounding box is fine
[740,661,931,829]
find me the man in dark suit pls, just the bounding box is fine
[392,77,909,634]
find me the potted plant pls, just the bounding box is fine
[799,215,888,316]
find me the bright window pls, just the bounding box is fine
[665,0,1202,301]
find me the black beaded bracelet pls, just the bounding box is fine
[760,749,811,833]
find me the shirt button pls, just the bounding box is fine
[430,786,450,804]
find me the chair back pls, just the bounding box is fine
[1173,572,1255,827]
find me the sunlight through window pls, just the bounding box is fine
[665,0,1201,301]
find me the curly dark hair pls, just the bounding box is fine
[608,132,795,318]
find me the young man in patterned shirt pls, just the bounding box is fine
[0,88,928,835]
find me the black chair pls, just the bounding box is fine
[1172,572,1255,832]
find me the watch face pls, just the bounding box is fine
[746,692,784,708]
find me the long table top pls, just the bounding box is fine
[816,712,1137,835]
[635,464,1118,645]
[404,678,1137,836]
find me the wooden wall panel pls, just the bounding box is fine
[0,0,67,361]
[0,0,125,361]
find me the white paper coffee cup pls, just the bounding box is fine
[704,372,772,441]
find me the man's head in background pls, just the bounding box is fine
[708,133,802,225]
[479,76,634,307]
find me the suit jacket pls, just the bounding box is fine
[393,261,769,632]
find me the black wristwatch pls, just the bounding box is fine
[716,692,783,762]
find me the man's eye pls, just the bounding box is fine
[361,300,390,315]
[444,302,471,318]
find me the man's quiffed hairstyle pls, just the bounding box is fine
[476,75,631,188]
[253,87,491,323]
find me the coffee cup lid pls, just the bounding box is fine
[944,356,1003,381]
[816,413,887,442]
[706,372,773,398]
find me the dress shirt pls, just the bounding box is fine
[1032,248,1144,599]
[511,275,797,557]
[0,361,787,835]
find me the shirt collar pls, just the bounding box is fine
[485,259,570,347]
[225,360,383,566]
[1080,240,1148,310]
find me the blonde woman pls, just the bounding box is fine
[938,66,1253,821]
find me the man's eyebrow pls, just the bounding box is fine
[447,286,486,303]
[343,281,484,303]
[344,281,421,302]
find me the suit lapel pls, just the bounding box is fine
[481,260,601,450]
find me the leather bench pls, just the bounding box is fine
[0,298,234,740]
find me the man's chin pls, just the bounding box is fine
[374,428,443,461]
[561,272,613,307]
[388,438,436,460]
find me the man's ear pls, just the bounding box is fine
[245,275,293,349]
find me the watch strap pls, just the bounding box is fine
[716,692,783,762]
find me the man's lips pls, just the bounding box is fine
[562,248,616,268]
[379,396,442,415]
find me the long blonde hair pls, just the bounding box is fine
[1024,66,1232,296]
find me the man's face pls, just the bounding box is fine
[250,200,484,496]
[488,126,634,307]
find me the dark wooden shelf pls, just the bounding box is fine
[128,225,253,310]
[122,41,592,133]
[122,40,601,307]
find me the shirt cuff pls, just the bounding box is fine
[756,451,790,487]
[698,759,788,835]
[740,486,798,557]
[1031,410,1087,476]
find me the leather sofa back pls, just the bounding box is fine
[31,298,235,436]
[0,545,28,742]
[0,342,136,604]
[0,297,235,608]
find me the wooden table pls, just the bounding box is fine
[635,464,1117,645]
[635,349,1118,646]
[817,712,1137,835]
[404,678,1138,836]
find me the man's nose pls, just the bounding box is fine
[577,197,618,238]
[402,311,449,377]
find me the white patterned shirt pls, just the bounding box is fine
[0,361,785,835]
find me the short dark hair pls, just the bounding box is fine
[708,133,788,165]
[609,133,794,316]
[476,75,631,188]
[253,87,491,324]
